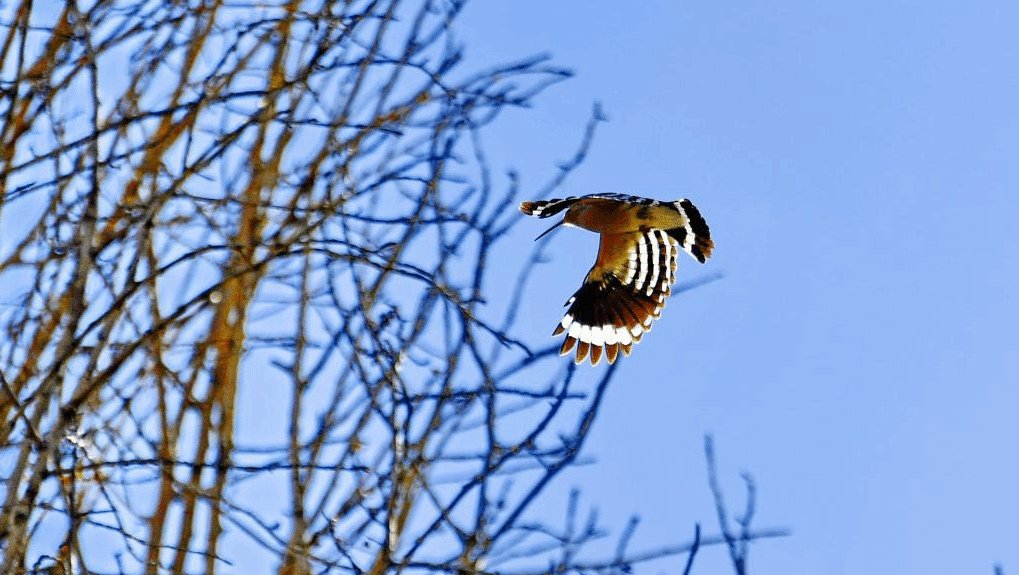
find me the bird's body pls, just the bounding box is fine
[520,193,713,365]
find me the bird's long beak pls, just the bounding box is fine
[534,218,567,241]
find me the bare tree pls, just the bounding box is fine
[0,1,785,573]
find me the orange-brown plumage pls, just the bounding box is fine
[520,193,713,365]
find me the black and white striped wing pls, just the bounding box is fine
[622,229,680,303]
[554,230,680,365]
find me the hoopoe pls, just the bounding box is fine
[520,193,713,366]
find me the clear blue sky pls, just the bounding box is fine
[457,1,1019,573]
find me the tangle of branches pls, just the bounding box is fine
[0,1,786,573]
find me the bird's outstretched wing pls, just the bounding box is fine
[554,229,679,365]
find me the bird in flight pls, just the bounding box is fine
[520,193,713,366]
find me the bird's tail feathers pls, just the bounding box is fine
[664,199,713,263]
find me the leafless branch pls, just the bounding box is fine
[0,1,784,573]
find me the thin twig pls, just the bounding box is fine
[681,523,701,575]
